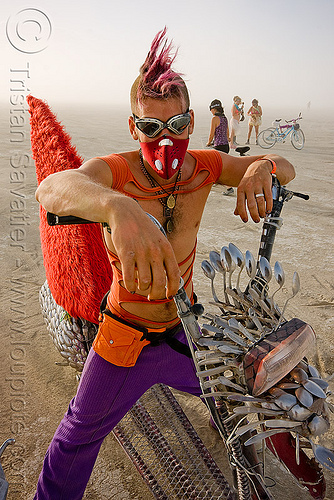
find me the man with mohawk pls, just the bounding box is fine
[34,28,295,499]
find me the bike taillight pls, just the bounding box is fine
[243,318,316,396]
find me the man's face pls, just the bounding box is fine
[129,97,194,142]
[129,97,194,179]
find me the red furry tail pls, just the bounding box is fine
[28,95,112,323]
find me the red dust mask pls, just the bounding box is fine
[139,135,189,179]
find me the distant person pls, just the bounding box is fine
[206,99,233,195]
[246,99,262,144]
[230,96,244,148]
[206,99,230,153]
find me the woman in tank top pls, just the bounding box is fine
[246,98,263,145]
[206,99,230,153]
[206,99,234,195]
[230,95,244,148]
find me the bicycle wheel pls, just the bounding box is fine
[257,128,276,149]
[291,129,305,149]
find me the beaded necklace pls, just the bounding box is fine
[138,149,181,233]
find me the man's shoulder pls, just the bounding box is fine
[97,152,127,163]
[94,152,134,190]
[188,149,223,180]
[188,149,221,161]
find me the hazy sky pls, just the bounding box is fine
[1,0,333,113]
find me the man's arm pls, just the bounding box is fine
[35,159,181,299]
[36,159,116,222]
[216,154,295,223]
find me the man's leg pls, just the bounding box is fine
[34,342,172,500]
[157,329,201,396]
[34,329,201,499]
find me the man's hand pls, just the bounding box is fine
[234,160,273,223]
[109,199,181,300]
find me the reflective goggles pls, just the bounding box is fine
[133,111,191,138]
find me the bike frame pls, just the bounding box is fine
[258,115,304,150]
[275,123,292,139]
[273,117,302,141]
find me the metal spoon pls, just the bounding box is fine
[309,440,334,471]
[259,256,272,282]
[308,364,320,378]
[245,250,257,280]
[295,386,314,408]
[249,286,263,309]
[259,256,272,299]
[201,260,220,303]
[244,428,292,447]
[308,415,330,436]
[228,243,245,290]
[220,246,236,289]
[218,249,230,302]
[270,261,285,311]
[228,317,256,342]
[209,250,225,273]
[236,419,301,437]
[273,261,285,297]
[209,250,229,305]
[248,307,264,332]
[268,387,297,410]
[276,271,300,327]
[223,328,249,347]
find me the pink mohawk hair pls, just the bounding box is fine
[131,28,190,111]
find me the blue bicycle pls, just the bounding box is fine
[258,113,305,150]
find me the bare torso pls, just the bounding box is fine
[103,150,212,328]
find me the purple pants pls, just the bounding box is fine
[34,329,201,499]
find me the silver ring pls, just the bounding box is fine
[255,193,265,198]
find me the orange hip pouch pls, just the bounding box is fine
[92,309,163,367]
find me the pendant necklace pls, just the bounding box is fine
[139,150,181,233]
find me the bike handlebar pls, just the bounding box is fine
[288,190,309,200]
[46,181,309,232]
[257,177,308,263]
[285,115,302,124]
[47,213,93,226]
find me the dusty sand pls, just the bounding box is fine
[1,107,334,499]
